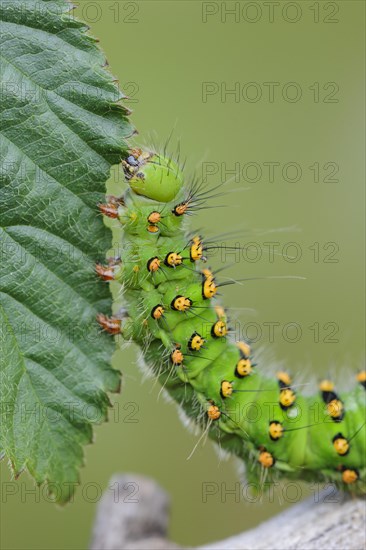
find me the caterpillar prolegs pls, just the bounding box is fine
[97,148,366,493]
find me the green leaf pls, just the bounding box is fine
[0,0,132,503]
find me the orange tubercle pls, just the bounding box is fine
[342,469,358,484]
[207,404,221,420]
[147,211,161,224]
[258,450,275,468]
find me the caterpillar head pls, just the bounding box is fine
[123,148,183,202]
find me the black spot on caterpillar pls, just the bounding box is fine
[97,147,366,493]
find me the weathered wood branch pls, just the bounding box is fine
[90,474,366,550]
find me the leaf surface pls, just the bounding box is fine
[0,0,132,502]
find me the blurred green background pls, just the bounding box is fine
[1,1,365,548]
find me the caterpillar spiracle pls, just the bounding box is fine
[97,148,366,493]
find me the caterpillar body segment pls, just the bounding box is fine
[122,149,183,202]
[97,149,366,493]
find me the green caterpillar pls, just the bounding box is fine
[97,148,366,493]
